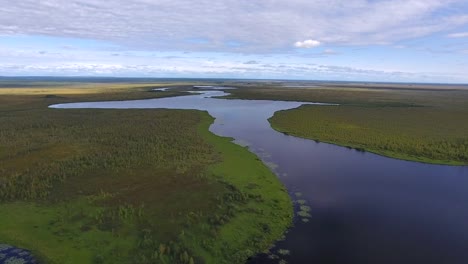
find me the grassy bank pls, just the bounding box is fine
[0,86,292,263]
[269,105,468,165]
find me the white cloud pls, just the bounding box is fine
[0,0,467,52]
[447,32,468,38]
[294,39,321,48]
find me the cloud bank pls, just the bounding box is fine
[1,0,467,52]
[0,0,467,82]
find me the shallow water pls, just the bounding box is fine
[50,91,468,264]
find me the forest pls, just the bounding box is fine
[269,104,468,165]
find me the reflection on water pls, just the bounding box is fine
[50,91,468,264]
[152,87,169,91]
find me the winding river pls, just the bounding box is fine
[50,90,468,264]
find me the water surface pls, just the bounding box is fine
[50,91,468,264]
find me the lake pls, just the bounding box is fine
[50,90,468,264]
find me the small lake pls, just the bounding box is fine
[50,90,468,264]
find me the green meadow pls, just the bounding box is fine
[0,85,292,263]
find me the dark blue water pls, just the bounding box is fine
[0,244,37,264]
[50,90,468,264]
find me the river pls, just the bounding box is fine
[50,90,468,264]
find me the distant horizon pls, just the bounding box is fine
[1,75,468,86]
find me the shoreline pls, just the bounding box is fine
[268,116,468,166]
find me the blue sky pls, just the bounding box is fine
[1,0,468,83]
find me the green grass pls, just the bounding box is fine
[194,121,292,263]
[0,87,292,263]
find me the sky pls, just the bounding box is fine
[1,0,468,83]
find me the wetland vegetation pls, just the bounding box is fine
[223,84,468,165]
[0,83,292,263]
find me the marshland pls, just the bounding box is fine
[0,80,292,263]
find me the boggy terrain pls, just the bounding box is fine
[0,84,292,263]
[223,84,468,165]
